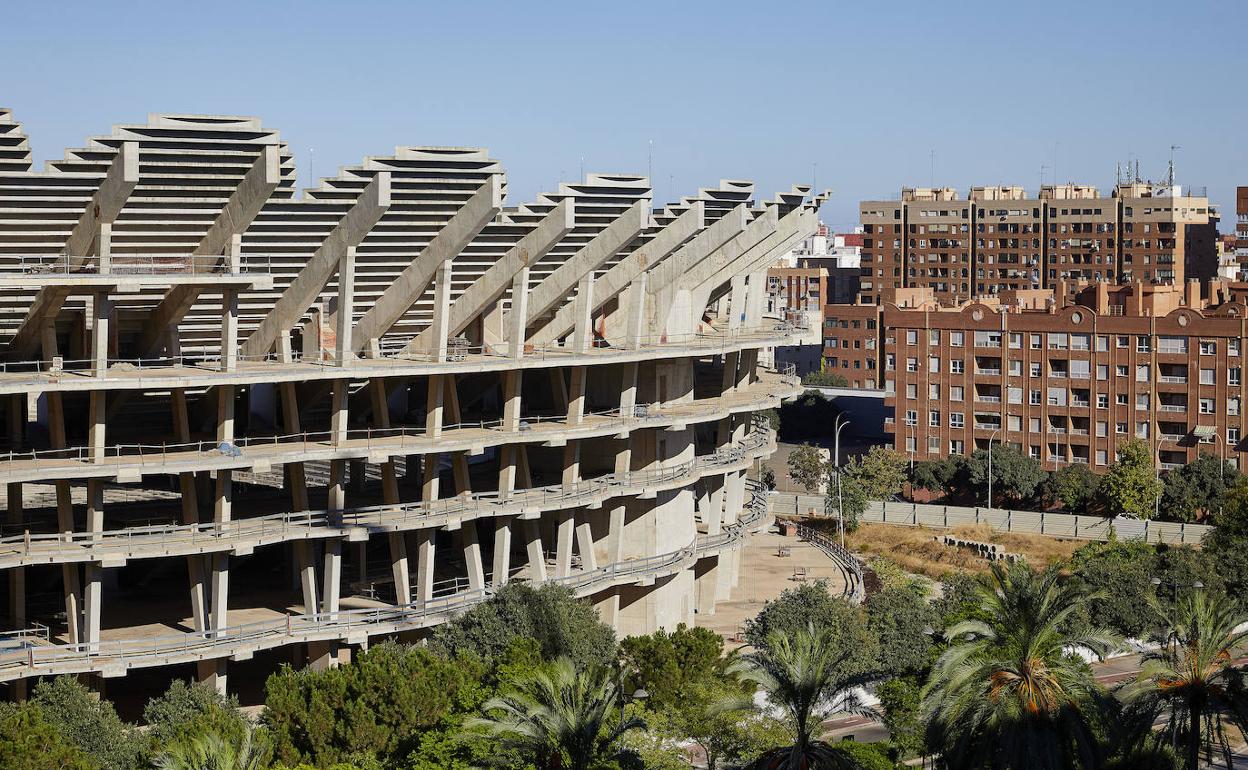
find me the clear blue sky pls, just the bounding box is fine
[3,0,1244,231]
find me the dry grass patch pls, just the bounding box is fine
[847,522,1082,580]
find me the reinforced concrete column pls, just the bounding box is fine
[428,260,454,363]
[497,446,518,501]
[727,274,747,331]
[738,349,757,391]
[415,528,436,605]
[83,562,102,653]
[459,523,485,592]
[721,351,740,395]
[508,266,530,358]
[620,362,638,417]
[745,270,767,328]
[554,511,575,578]
[425,375,445,439]
[523,518,547,582]
[568,366,587,426]
[370,379,410,606]
[334,247,355,366]
[221,288,239,372]
[575,515,598,572]
[46,393,81,644]
[492,518,512,587]
[6,483,23,633]
[694,555,720,616]
[173,389,208,631]
[502,371,522,432]
[91,291,111,377]
[572,274,594,353]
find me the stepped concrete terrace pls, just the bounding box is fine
[0,108,824,699]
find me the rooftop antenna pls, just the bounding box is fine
[929,149,935,188]
[579,156,584,181]
[306,147,314,201]
[1040,163,1048,188]
[1167,144,1181,187]
[647,139,653,184]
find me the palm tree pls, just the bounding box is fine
[1119,591,1248,770]
[466,657,645,770]
[150,725,269,770]
[725,623,879,769]
[922,561,1118,769]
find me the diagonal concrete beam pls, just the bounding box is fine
[700,207,817,308]
[8,143,140,358]
[241,172,391,359]
[647,206,776,337]
[352,175,503,353]
[137,146,282,357]
[63,142,140,264]
[404,197,572,353]
[527,201,708,345]
[520,199,650,333]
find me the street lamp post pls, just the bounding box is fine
[987,427,1001,512]
[833,415,850,549]
[1154,435,1169,520]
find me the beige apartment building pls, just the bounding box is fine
[0,108,820,699]
[859,184,1218,305]
[882,279,1248,472]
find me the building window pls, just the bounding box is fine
[1029,418,1040,433]
[1200,340,1216,355]
[1200,398,1215,415]
[1201,368,1215,385]
[1008,333,1021,349]
[1136,394,1150,410]
[950,412,964,428]
[1117,335,1129,349]
[906,383,917,399]
[1030,446,1041,460]
[928,436,940,453]
[1030,334,1042,350]
[929,357,940,373]
[1096,335,1109,352]
[1230,428,1240,446]
[950,360,964,374]
[1117,365,1128,377]
[950,331,964,347]
[1136,336,1151,353]
[1008,415,1022,431]
[886,354,895,371]
[1030,389,1042,405]
[906,436,917,452]
[1116,422,1127,434]
[906,330,917,345]
[1137,365,1150,383]
[1230,398,1240,416]
[1117,393,1128,406]
[905,410,918,426]
[1230,368,1241,386]
[1136,422,1150,438]
[1030,362,1041,378]
[1096,449,1108,465]
[1096,421,1108,437]
[1097,393,1109,409]
[929,383,940,399]
[907,357,918,372]
[1097,364,1108,381]
[1009,360,1022,376]
[929,411,941,427]
[950,440,965,455]
[951,386,964,401]
[1231,339,1241,356]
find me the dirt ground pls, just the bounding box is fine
[847,522,1083,580]
[699,527,848,648]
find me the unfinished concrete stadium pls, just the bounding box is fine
[0,109,821,698]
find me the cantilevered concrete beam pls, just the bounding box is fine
[138,145,282,357]
[352,175,503,353]
[526,201,708,345]
[241,172,391,359]
[647,206,777,337]
[63,142,140,264]
[519,199,650,334]
[700,207,817,308]
[404,197,572,354]
[9,142,139,358]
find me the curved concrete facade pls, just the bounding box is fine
[0,108,822,696]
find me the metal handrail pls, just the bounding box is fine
[796,523,865,603]
[0,480,775,679]
[2,254,271,276]
[0,374,796,469]
[0,431,775,565]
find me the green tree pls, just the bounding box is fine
[876,676,925,760]
[1067,539,1159,638]
[966,444,1046,505]
[743,581,877,679]
[262,641,482,766]
[825,467,869,532]
[922,562,1118,769]
[0,702,96,770]
[618,624,726,712]
[726,624,881,769]
[802,370,849,387]
[1120,591,1248,770]
[151,726,270,770]
[786,442,826,494]
[932,571,988,628]
[30,676,140,770]
[467,658,645,770]
[430,582,616,667]
[759,464,777,490]
[143,680,250,756]
[1044,463,1101,514]
[864,584,938,678]
[664,679,789,770]
[845,446,909,501]
[1099,438,1164,519]
[910,457,964,499]
[1159,452,1238,523]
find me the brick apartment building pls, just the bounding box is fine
[881,279,1248,472]
[1237,186,1248,259]
[859,184,1218,306]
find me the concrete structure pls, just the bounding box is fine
[0,109,822,698]
[858,184,1218,305]
[880,279,1248,472]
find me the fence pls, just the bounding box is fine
[795,523,865,603]
[772,495,1212,546]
